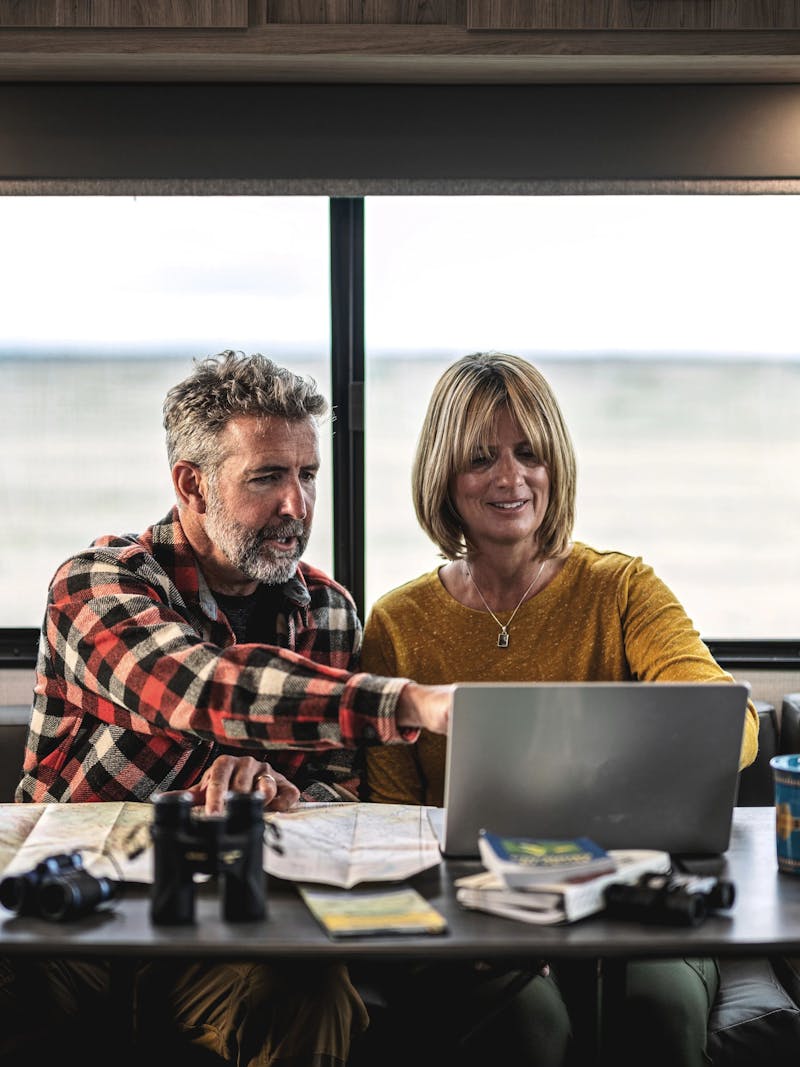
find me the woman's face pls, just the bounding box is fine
[450,406,550,555]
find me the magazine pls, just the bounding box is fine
[299,885,448,938]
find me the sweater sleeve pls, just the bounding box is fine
[361,605,426,804]
[619,556,759,770]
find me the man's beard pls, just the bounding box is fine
[205,492,309,586]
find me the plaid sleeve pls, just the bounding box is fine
[45,546,409,752]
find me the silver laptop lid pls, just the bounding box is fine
[438,681,749,859]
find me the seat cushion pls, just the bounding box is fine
[707,957,800,1066]
[780,694,800,755]
[0,706,30,803]
[736,701,777,806]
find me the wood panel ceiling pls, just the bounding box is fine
[0,1,799,83]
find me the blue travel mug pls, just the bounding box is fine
[771,754,800,874]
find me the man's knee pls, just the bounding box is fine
[133,959,366,1067]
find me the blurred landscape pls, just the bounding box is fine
[2,351,799,638]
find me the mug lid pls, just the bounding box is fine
[771,754,800,772]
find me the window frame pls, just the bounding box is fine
[2,80,799,670]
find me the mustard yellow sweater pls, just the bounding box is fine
[361,542,759,807]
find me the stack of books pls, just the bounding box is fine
[456,830,671,925]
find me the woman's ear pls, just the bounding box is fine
[172,461,207,514]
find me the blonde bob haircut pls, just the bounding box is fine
[412,351,577,562]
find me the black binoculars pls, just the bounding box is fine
[0,851,120,922]
[150,790,267,925]
[604,870,736,927]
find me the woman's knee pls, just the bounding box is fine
[613,958,718,1067]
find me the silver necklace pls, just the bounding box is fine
[465,559,547,649]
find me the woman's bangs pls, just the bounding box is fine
[455,396,502,469]
[507,388,551,467]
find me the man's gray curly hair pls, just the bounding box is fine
[163,350,329,473]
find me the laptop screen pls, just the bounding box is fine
[437,681,749,858]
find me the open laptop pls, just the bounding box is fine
[428,681,749,859]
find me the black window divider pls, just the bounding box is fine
[329,197,365,619]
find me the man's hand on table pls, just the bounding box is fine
[170,755,301,815]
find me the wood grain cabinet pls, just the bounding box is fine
[0,0,449,28]
[466,1,800,30]
[1,0,800,81]
[7,0,798,31]
[0,1,248,27]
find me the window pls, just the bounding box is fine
[365,196,800,639]
[3,193,798,642]
[0,197,332,628]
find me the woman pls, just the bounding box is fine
[360,351,759,1067]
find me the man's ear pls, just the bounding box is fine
[172,461,207,514]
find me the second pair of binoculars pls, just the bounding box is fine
[604,870,736,927]
[0,851,120,922]
[150,789,269,926]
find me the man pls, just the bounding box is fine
[11,350,451,1067]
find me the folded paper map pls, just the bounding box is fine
[0,801,442,891]
[265,802,442,888]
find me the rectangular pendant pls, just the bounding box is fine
[497,632,509,648]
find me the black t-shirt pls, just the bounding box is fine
[212,585,286,645]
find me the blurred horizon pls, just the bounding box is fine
[5,346,800,362]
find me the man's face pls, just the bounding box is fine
[203,414,319,586]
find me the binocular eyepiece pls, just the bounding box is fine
[0,851,120,922]
[149,790,267,926]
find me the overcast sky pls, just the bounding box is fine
[2,194,799,357]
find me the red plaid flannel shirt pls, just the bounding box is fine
[17,508,412,804]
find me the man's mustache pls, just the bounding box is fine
[255,520,306,545]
